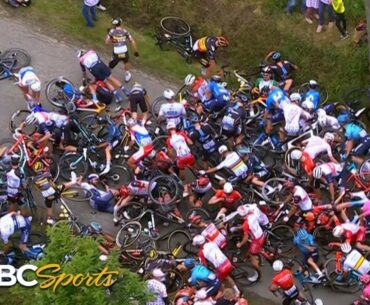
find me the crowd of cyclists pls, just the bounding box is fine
[1,15,370,305]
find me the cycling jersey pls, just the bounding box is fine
[207,81,230,102]
[320,115,340,130]
[107,121,122,149]
[18,66,40,87]
[221,103,245,133]
[304,89,320,111]
[293,232,316,255]
[33,172,57,199]
[216,152,249,178]
[158,102,186,126]
[281,103,311,135]
[254,78,278,91]
[341,222,366,244]
[266,88,289,112]
[199,241,229,269]
[272,269,295,291]
[193,36,218,60]
[189,265,219,287]
[107,27,132,55]
[192,181,212,195]
[7,168,23,198]
[80,182,114,213]
[48,112,69,128]
[146,279,167,305]
[345,123,368,142]
[214,190,242,210]
[190,125,217,153]
[130,125,153,147]
[201,223,227,248]
[249,204,269,227]
[242,213,264,240]
[0,213,30,244]
[304,136,333,159]
[317,162,342,178]
[343,250,370,274]
[79,50,100,70]
[191,77,208,102]
[293,186,312,212]
[128,180,152,196]
[167,131,192,158]
[270,60,296,81]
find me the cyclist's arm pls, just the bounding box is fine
[208,194,224,205]
[130,38,139,53]
[269,283,279,293]
[37,132,53,145]
[345,139,354,157]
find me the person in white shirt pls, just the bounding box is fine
[146,269,169,305]
[158,89,186,128]
[317,108,340,131]
[17,66,41,110]
[313,162,343,201]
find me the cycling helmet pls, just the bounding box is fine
[152,268,165,280]
[87,173,99,181]
[324,132,334,142]
[184,74,196,86]
[272,260,284,272]
[313,166,323,179]
[290,150,302,160]
[297,229,309,240]
[223,182,233,194]
[211,75,222,83]
[304,212,315,222]
[184,258,196,269]
[197,176,210,187]
[126,118,137,127]
[332,225,344,238]
[261,66,272,74]
[166,121,176,130]
[111,17,122,26]
[237,205,249,217]
[290,93,302,103]
[25,113,36,126]
[132,82,143,90]
[90,222,103,234]
[192,235,206,246]
[308,80,318,88]
[218,145,228,154]
[271,51,281,62]
[76,49,86,58]
[216,36,229,47]
[11,155,20,166]
[163,89,175,100]
[33,161,45,172]
[337,113,350,125]
[283,180,295,189]
[301,100,314,111]
[30,81,41,92]
[340,242,352,254]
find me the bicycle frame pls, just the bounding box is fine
[0,58,17,81]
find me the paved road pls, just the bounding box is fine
[0,9,360,305]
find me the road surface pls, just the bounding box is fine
[0,8,359,305]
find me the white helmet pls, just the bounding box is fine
[152,268,166,280]
[309,80,318,87]
[184,74,196,86]
[76,49,86,58]
[218,145,228,154]
[290,150,302,160]
[302,100,314,111]
[272,260,284,272]
[324,132,334,142]
[341,242,352,254]
[237,205,249,217]
[192,235,206,246]
[290,93,301,103]
[166,121,176,130]
[223,182,233,194]
[163,88,175,100]
[333,225,344,238]
[313,166,323,179]
[30,81,41,92]
[25,113,36,126]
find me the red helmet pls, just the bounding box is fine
[197,176,210,187]
[119,186,129,197]
[304,212,315,222]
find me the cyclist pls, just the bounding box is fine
[17,66,42,110]
[270,260,309,305]
[188,175,213,208]
[94,116,123,175]
[128,83,149,124]
[145,268,169,305]
[312,162,343,202]
[192,36,229,77]
[6,155,27,215]
[317,108,340,131]
[202,75,230,114]
[254,66,279,93]
[184,74,208,104]
[293,228,324,280]
[105,17,139,82]
[243,203,270,231]
[76,49,126,103]
[192,235,240,296]
[208,182,242,215]
[265,51,298,92]
[302,80,321,111]
[158,89,187,129]
[126,118,155,172]
[335,192,370,222]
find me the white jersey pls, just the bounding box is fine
[282,103,311,135]
[317,162,342,176]
[167,132,191,158]
[48,112,69,128]
[7,169,22,196]
[320,115,340,130]
[130,125,152,147]
[146,279,167,305]
[202,242,228,268]
[250,204,269,226]
[0,214,27,244]
[158,102,186,126]
[79,50,99,68]
[304,136,333,159]
[201,223,226,248]
[293,186,312,211]
[80,182,108,197]
[34,111,52,125]
[18,66,40,87]
[344,250,370,274]
[342,222,360,235]
[244,213,264,240]
[216,152,248,178]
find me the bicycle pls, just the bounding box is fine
[0,48,31,80]
[344,87,370,122]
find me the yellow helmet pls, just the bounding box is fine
[33,161,45,172]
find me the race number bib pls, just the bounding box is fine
[114,45,128,55]
[41,187,56,198]
[222,116,235,128]
[284,285,297,296]
[203,139,215,150]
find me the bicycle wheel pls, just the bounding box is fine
[152,135,168,152]
[116,221,142,248]
[232,262,260,287]
[160,17,191,37]
[0,138,24,163]
[185,208,211,222]
[45,77,75,108]
[114,201,145,223]
[59,153,88,181]
[100,165,132,187]
[267,225,295,253]
[61,186,92,202]
[297,83,329,105]
[359,159,370,183]
[149,174,180,206]
[9,109,36,135]
[167,230,191,258]
[262,178,290,205]
[151,96,167,119]
[1,48,31,72]
[313,225,340,254]
[80,113,100,131]
[53,219,82,235]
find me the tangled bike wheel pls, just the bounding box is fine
[149,174,181,206]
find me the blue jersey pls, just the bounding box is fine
[345,123,368,142]
[266,88,288,111]
[208,81,230,102]
[107,122,122,144]
[189,265,219,286]
[304,89,320,111]
[294,234,316,255]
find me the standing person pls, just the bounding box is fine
[317,0,335,33]
[82,0,99,28]
[145,269,169,305]
[305,0,319,24]
[285,0,306,15]
[105,17,139,83]
[330,0,348,40]
[17,66,41,110]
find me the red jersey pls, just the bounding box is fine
[214,190,242,209]
[272,269,294,290]
[300,151,315,174]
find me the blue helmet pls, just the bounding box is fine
[337,113,350,125]
[184,258,196,269]
[297,229,309,240]
[272,51,281,61]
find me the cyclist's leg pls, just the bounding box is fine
[108,53,120,69]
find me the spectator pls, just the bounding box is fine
[285,0,306,15]
[317,0,335,33]
[82,0,99,28]
[96,1,106,11]
[330,0,348,40]
[305,0,319,24]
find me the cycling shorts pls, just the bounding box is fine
[202,99,225,112]
[248,234,266,255]
[109,51,129,67]
[269,110,284,123]
[129,92,148,113]
[352,137,370,156]
[92,191,115,213]
[7,194,23,205]
[353,227,366,243]
[302,250,319,265]
[89,61,111,81]
[108,136,121,150]
[129,145,154,164]
[215,260,233,281]
[301,154,315,175]
[323,173,336,184]
[177,154,195,170]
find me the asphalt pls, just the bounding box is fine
[0,8,360,305]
